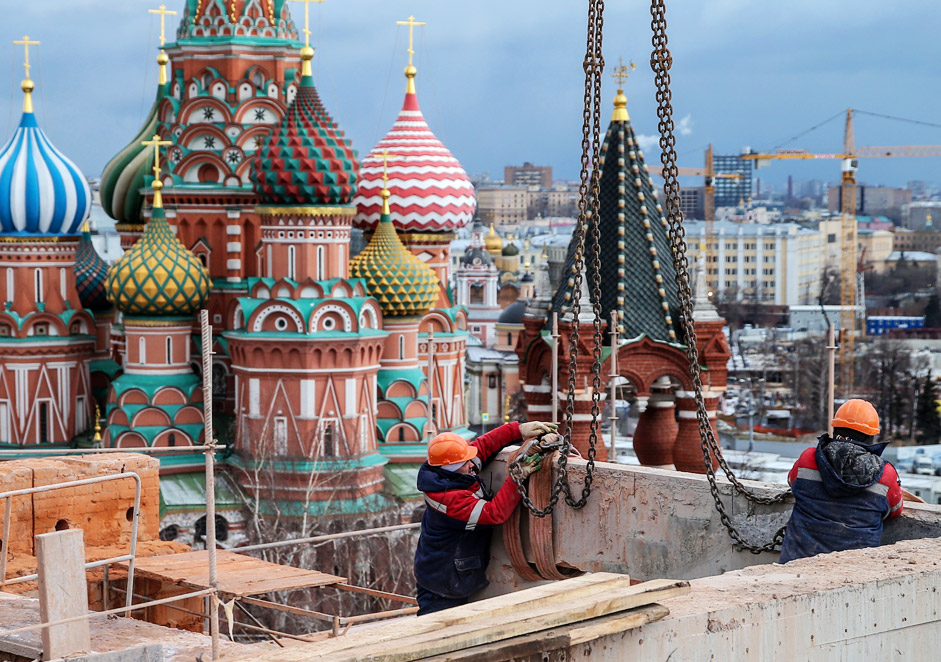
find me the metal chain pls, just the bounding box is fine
[649,0,788,553]
[512,0,605,517]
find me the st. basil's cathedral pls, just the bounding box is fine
[0,1,730,542]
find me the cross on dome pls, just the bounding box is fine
[396,15,426,68]
[141,134,172,208]
[13,35,39,113]
[611,57,636,87]
[148,5,177,47]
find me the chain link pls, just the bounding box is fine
[512,0,605,517]
[650,0,788,553]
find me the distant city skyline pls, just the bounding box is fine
[2,1,940,189]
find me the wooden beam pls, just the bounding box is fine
[35,529,91,659]
[415,603,670,662]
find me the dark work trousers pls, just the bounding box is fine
[416,585,468,616]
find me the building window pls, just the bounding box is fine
[316,246,324,280]
[34,324,48,336]
[34,269,43,303]
[288,245,296,280]
[488,375,497,389]
[398,427,406,442]
[38,402,49,444]
[166,337,173,364]
[828,234,837,243]
[139,337,146,363]
[323,423,335,456]
[399,335,405,360]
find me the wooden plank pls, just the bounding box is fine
[116,551,346,597]
[326,580,688,662]
[227,575,686,662]
[415,603,671,662]
[287,572,637,657]
[35,529,91,659]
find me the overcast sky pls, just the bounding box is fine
[2,1,941,190]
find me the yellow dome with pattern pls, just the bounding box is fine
[350,190,439,318]
[106,200,210,316]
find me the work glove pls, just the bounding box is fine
[519,421,558,442]
[509,452,544,482]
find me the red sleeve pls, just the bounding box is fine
[437,479,522,527]
[788,447,817,486]
[881,463,904,519]
[471,422,522,464]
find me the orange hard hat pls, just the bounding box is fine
[428,432,477,466]
[832,399,880,436]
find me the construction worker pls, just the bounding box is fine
[414,421,558,615]
[779,399,903,563]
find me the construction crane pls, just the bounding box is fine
[741,108,941,394]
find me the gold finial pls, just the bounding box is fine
[504,394,511,424]
[13,36,40,113]
[141,134,173,209]
[292,0,323,77]
[610,57,635,122]
[396,15,426,94]
[379,150,397,215]
[149,5,177,85]
[82,220,90,233]
[93,405,102,443]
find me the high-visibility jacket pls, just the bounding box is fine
[779,434,903,563]
[414,422,523,599]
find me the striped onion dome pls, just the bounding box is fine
[74,225,111,311]
[349,189,439,318]
[106,200,210,316]
[353,67,475,233]
[99,80,168,223]
[253,69,358,205]
[0,83,90,236]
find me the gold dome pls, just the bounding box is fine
[485,221,504,254]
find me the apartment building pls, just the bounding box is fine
[685,220,824,305]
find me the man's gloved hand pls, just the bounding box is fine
[519,421,558,442]
[534,432,563,454]
[509,453,543,482]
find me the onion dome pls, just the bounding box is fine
[107,180,209,316]
[502,242,520,257]
[353,62,475,232]
[100,77,168,224]
[460,246,493,267]
[74,224,111,311]
[498,300,526,325]
[253,48,358,205]
[176,0,298,42]
[349,186,439,318]
[0,80,90,236]
[484,223,504,253]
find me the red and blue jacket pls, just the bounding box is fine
[414,422,523,599]
[779,434,903,563]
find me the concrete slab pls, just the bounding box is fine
[0,591,251,662]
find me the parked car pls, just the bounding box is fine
[914,455,935,476]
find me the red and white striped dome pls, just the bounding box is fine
[353,75,475,233]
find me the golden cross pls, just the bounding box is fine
[611,57,636,88]
[291,0,325,48]
[396,15,426,68]
[12,36,40,81]
[148,5,178,47]
[379,150,398,187]
[141,134,173,180]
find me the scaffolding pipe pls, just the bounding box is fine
[827,324,837,436]
[426,329,436,442]
[236,522,420,554]
[609,310,619,461]
[200,309,220,660]
[551,312,559,424]
[0,445,226,456]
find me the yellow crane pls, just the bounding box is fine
[741,109,941,394]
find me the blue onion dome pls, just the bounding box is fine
[74,223,112,311]
[0,81,91,236]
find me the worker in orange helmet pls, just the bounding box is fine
[414,420,558,615]
[779,399,903,563]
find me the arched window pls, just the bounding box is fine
[166,337,173,364]
[5,267,12,304]
[323,423,335,456]
[138,337,146,363]
[34,269,43,303]
[507,332,512,345]
[398,335,405,360]
[60,268,66,300]
[288,246,296,280]
[316,246,324,280]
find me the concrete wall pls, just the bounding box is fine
[482,453,941,595]
[546,539,941,661]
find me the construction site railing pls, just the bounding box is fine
[0,471,142,614]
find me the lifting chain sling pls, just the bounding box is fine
[510,0,606,518]
[650,0,788,553]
